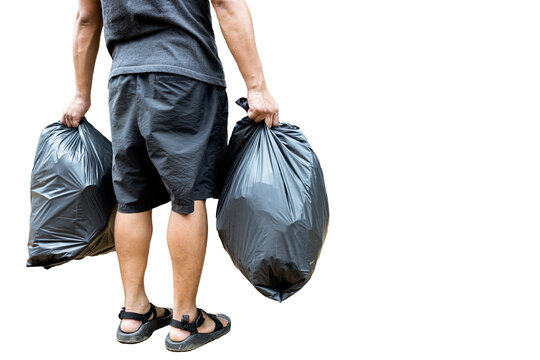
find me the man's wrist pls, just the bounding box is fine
[75,90,91,104]
[245,74,266,91]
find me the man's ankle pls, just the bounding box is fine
[124,296,150,311]
[174,306,199,323]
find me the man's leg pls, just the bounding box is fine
[115,210,167,332]
[167,200,228,341]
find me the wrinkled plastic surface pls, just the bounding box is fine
[27,118,117,269]
[216,98,329,302]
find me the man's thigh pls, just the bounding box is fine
[108,74,171,214]
[137,73,228,215]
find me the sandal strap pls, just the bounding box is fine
[118,302,157,323]
[204,311,224,332]
[170,308,205,334]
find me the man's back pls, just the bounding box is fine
[101,0,226,87]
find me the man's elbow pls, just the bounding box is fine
[211,0,243,10]
[76,10,103,27]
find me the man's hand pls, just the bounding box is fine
[61,96,90,128]
[247,87,279,128]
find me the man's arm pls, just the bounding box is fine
[211,0,279,127]
[62,0,103,128]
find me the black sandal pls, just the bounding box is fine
[165,308,231,352]
[116,302,173,344]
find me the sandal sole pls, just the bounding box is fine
[165,314,231,352]
[117,308,173,344]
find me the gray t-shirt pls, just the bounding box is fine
[100,0,226,87]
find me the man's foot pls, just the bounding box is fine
[169,310,229,342]
[121,303,169,333]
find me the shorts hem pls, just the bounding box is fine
[170,192,216,215]
[171,202,195,215]
[117,198,170,214]
[193,190,215,201]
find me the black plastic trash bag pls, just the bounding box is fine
[216,98,329,302]
[27,117,116,269]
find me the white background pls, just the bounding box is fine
[1,0,539,359]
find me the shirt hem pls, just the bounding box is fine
[109,65,227,88]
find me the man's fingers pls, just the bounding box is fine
[66,114,74,127]
[273,112,279,127]
[264,115,273,128]
[248,107,278,127]
[247,109,264,122]
[253,113,266,123]
[247,109,256,120]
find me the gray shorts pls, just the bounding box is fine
[108,72,228,214]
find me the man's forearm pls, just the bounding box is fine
[213,0,267,90]
[72,12,102,102]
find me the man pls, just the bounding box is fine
[61,0,279,352]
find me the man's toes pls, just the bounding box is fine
[218,316,228,328]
